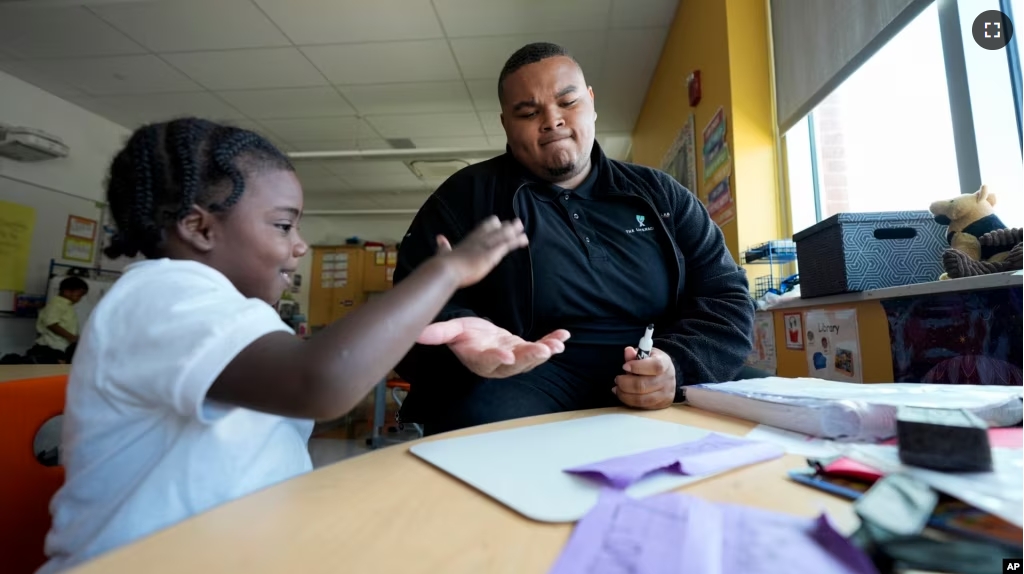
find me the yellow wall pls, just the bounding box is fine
[632,0,781,269]
[724,0,781,252]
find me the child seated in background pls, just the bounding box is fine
[28,276,88,364]
[38,118,542,574]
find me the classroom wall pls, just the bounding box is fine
[0,70,130,353]
[631,0,782,268]
[291,214,414,315]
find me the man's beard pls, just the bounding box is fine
[545,163,576,179]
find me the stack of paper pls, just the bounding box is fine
[684,378,1023,441]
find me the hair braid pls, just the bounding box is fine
[171,119,212,220]
[103,117,293,260]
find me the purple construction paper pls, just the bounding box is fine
[547,489,691,574]
[564,433,785,489]
[547,489,879,574]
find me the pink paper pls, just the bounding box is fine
[547,489,878,574]
[564,433,785,489]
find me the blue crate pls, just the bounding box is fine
[793,211,947,298]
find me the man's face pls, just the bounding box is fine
[500,56,597,184]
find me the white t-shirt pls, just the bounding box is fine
[39,259,314,574]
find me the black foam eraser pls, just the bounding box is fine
[896,406,992,472]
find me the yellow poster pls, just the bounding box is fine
[0,200,36,292]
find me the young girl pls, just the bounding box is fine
[38,118,536,573]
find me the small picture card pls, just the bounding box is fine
[783,312,804,350]
[66,215,98,240]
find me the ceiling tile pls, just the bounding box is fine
[466,79,500,112]
[291,161,335,179]
[298,175,349,194]
[286,137,390,152]
[340,82,473,115]
[602,28,667,86]
[433,0,612,37]
[303,40,459,85]
[409,136,494,149]
[367,112,483,138]
[487,134,508,148]
[450,32,607,81]
[92,0,289,52]
[322,160,413,178]
[164,48,328,91]
[27,55,202,96]
[217,87,355,119]
[0,60,85,99]
[218,118,294,150]
[372,192,431,210]
[67,92,244,128]
[343,172,427,192]
[259,117,370,142]
[253,0,442,44]
[0,6,144,59]
[593,28,668,133]
[610,0,679,28]
[478,112,505,137]
[303,193,392,211]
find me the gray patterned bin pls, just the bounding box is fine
[793,211,947,298]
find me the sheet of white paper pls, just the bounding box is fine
[847,444,1024,528]
[744,425,844,458]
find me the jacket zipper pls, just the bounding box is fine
[511,182,535,336]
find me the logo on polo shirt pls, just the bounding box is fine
[625,214,654,235]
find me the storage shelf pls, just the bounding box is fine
[742,240,797,264]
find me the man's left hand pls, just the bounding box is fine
[613,347,676,409]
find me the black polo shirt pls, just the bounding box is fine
[515,163,673,359]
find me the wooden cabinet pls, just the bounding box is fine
[308,246,367,328]
[308,245,398,328]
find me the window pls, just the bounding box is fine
[785,1,1024,233]
[961,0,1023,227]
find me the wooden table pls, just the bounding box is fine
[0,365,70,383]
[67,406,859,574]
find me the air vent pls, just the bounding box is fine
[386,138,416,150]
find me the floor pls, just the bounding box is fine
[308,427,422,468]
[306,388,422,468]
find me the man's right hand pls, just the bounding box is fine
[417,317,570,379]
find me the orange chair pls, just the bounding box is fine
[0,375,68,574]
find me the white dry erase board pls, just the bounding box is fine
[410,413,745,523]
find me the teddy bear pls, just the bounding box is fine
[928,185,1023,279]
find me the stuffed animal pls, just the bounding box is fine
[928,185,1023,279]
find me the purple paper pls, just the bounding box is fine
[547,489,879,574]
[564,433,785,489]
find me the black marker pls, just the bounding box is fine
[636,324,654,360]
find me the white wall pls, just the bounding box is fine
[292,214,414,313]
[0,70,130,355]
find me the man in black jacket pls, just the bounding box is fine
[395,42,754,434]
